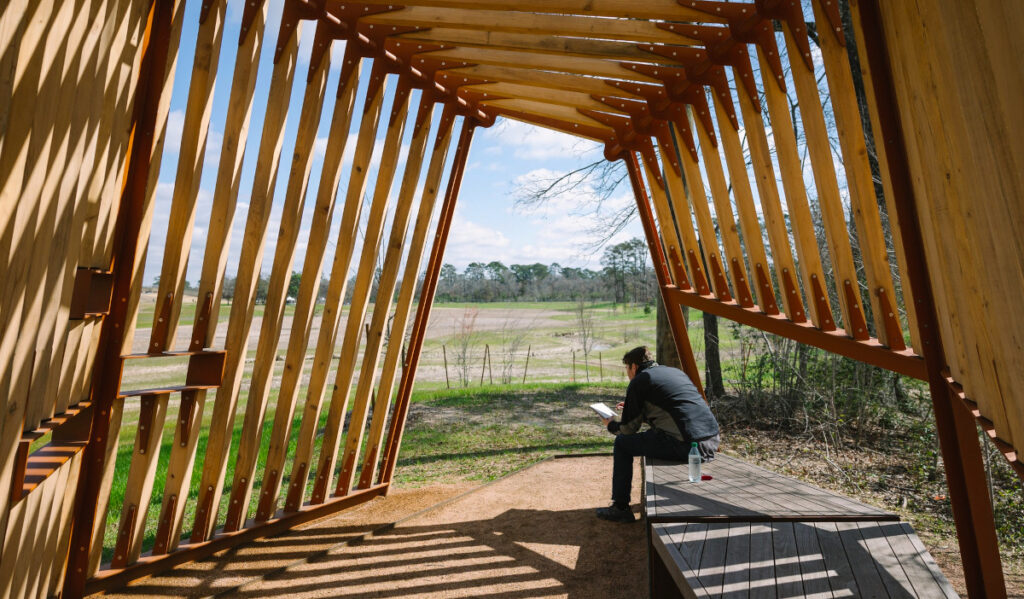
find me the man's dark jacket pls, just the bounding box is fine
[607,362,719,443]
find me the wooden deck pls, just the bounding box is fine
[644,456,896,523]
[644,456,959,598]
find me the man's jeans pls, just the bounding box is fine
[611,429,717,505]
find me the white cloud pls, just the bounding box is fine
[484,119,602,160]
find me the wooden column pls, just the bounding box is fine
[378,117,475,487]
[624,151,704,398]
[855,1,1005,596]
[62,0,177,594]
[360,106,457,489]
[152,0,269,554]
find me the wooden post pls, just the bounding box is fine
[357,106,458,489]
[153,0,269,554]
[522,344,531,384]
[855,1,1006,595]
[625,152,705,399]
[599,352,603,382]
[572,350,576,382]
[253,46,362,524]
[443,345,450,389]
[335,89,436,498]
[378,118,476,487]
[63,0,178,593]
[191,7,303,543]
[313,76,412,503]
[480,345,488,385]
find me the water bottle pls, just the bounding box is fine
[688,442,702,482]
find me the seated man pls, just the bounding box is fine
[597,346,720,523]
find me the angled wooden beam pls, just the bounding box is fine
[396,28,698,62]
[812,0,901,347]
[254,50,363,524]
[283,61,391,514]
[191,6,304,543]
[415,46,663,82]
[360,106,457,489]
[62,0,180,592]
[441,65,645,99]
[149,0,229,352]
[311,78,413,504]
[338,0,727,21]
[656,131,711,296]
[461,82,615,112]
[361,7,703,45]
[336,93,437,497]
[221,31,333,534]
[379,119,476,486]
[625,152,704,397]
[856,1,1005,595]
[152,0,270,555]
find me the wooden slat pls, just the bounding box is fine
[693,105,748,303]
[339,0,727,21]
[336,95,436,497]
[191,16,302,543]
[835,521,888,596]
[27,0,106,428]
[418,46,660,82]
[697,522,729,596]
[712,93,775,313]
[846,3,920,351]
[152,0,268,555]
[254,52,363,524]
[314,80,413,502]
[361,7,703,45]
[441,64,643,99]
[150,0,228,352]
[359,107,457,488]
[781,20,865,338]
[854,521,915,594]
[641,152,690,289]
[460,82,615,112]
[222,41,332,533]
[657,136,711,296]
[283,61,390,513]
[0,0,59,554]
[720,522,750,597]
[111,393,170,566]
[813,0,901,347]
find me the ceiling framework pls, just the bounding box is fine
[0,0,1020,597]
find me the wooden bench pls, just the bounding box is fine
[644,456,959,598]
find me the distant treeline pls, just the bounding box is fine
[217,237,657,306]
[435,238,656,304]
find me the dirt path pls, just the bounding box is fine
[98,456,645,598]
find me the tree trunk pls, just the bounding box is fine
[656,293,682,368]
[703,311,726,399]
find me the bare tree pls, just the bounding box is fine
[575,298,596,381]
[499,318,529,384]
[450,308,479,387]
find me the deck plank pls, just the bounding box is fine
[646,456,957,599]
[722,522,751,598]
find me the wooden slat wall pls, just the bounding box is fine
[872,0,1024,468]
[1,0,1020,595]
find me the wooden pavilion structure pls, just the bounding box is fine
[0,0,1020,596]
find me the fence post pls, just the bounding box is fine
[522,344,530,384]
[486,344,493,384]
[599,352,603,382]
[442,344,450,389]
[572,350,576,382]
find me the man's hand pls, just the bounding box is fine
[616,402,624,410]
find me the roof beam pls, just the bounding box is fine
[439,64,648,98]
[395,28,698,62]
[460,82,625,112]
[360,7,700,45]
[340,0,727,21]
[414,46,662,81]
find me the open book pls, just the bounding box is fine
[589,402,616,420]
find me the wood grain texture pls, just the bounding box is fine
[153,0,268,554]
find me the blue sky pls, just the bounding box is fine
[144,0,646,286]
